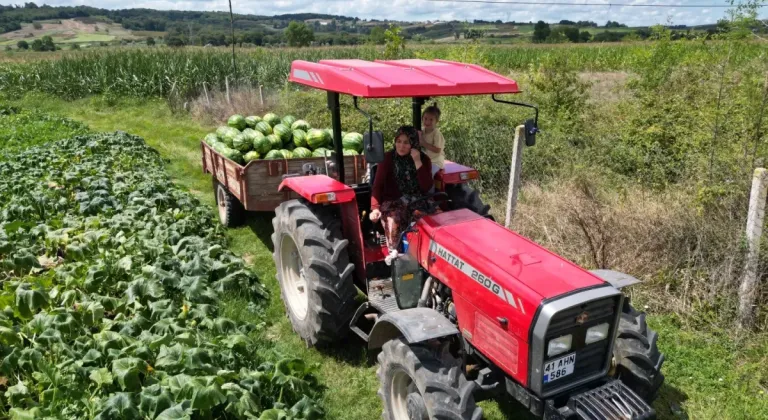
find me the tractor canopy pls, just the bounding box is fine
[288,59,521,98]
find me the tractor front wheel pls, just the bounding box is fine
[612,301,665,402]
[446,183,493,221]
[377,338,482,420]
[271,199,358,346]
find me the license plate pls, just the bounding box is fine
[543,352,576,384]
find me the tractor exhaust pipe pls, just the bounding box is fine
[417,276,434,308]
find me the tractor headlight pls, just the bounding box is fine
[547,334,572,357]
[585,323,610,345]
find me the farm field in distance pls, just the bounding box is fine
[1,31,768,420]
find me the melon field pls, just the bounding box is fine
[2,32,768,419]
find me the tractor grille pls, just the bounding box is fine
[542,296,619,393]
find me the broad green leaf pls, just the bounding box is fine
[9,407,41,420]
[111,357,147,391]
[95,392,140,420]
[0,326,20,346]
[83,301,104,326]
[190,381,227,411]
[14,283,49,319]
[5,381,29,405]
[139,384,174,419]
[81,348,103,366]
[290,395,325,420]
[156,401,193,420]
[90,367,114,387]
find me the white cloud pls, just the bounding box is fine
[34,0,768,26]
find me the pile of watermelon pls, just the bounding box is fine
[203,113,364,164]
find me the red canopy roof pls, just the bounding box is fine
[288,59,520,98]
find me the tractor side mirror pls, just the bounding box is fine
[364,131,385,164]
[524,119,538,147]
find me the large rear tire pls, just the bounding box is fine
[612,301,665,402]
[377,338,482,420]
[446,183,493,221]
[271,199,358,346]
[213,179,245,227]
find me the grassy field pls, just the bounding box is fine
[9,92,768,420]
[0,19,139,47]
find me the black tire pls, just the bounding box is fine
[446,183,493,221]
[271,199,358,346]
[213,179,245,227]
[612,301,665,402]
[377,338,482,420]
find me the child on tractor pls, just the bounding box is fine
[420,103,445,178]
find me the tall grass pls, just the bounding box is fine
[1,42,766,101]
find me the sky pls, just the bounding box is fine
[28,1,768,27]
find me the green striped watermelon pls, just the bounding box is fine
[291,120,311,131]
[342,132,364,152]
[292,129,308,148]
[263,113,281,127]
[281,115,297,128]
[255,121,272,136]
[273,124,292,144]
[244,151,261,162]
[252,133,270,154]
[265,150,283,160]
[292,147,312,158]
[312,147,330,158]
[245,115,261,128]
[232,134,252,152]
[266,134,282,150]
[228,114,247,131]
[204,133,218,146]
[280,149,294,159]
[307,129,327,149]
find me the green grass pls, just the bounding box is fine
[54,34,115,44]
[10,93,768,420]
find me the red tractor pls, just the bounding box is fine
[264,59,664,419]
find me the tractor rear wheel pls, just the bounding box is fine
[377,338,482,420]
[612,301,665,402]
[213,179,245,227]
[446,183,493,221]
[271,199,358,346]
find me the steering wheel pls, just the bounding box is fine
[405,192,449,212]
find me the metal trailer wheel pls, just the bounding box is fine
[377,338,482,420]
[213,179,245,227]
[271,199,358,346]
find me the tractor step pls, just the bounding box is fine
[545,379,655,420]
[368,278,399,314]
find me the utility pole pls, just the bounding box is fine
[228,0,236,78]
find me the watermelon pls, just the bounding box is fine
[255,121,272,136]
[204,133,218,145]
[245,115,261,128]
[266,134,282,150]
[281,115,297,128]
[342,132,364,152]
[216,126,229,138]
[219,128,239,148]
[263,113,281,127]
[292,147,312,158]
[292,129,308,148]
[244,151,261,162]
[252,133,271,154]
[221,147,244,164]
[343,149,359,156]
[291,120,311,131]
[213,142,228,154]
[280,149,294,159]
[232,134,252,152]
[324,128,334,141]
[242,128,258,140]
[228,114,247,131]
[307,129,328,149]
[265,150,284,160]
[273,124,292,145]
[312,147,330,158]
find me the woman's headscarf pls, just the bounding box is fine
[393,126,421,198]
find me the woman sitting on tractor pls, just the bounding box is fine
[370,126,436,263]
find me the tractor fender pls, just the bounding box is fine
[368,308,459,350]
[278,175,356,204]
[589,269,642,289]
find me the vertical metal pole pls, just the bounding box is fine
[328,91,344,183]
[412,98,425,130]
[228,0,236,78]
[738,167,768,329]
[505,125,525,229]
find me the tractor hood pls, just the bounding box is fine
[420,210,606,301]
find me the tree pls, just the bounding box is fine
[30,39,43,51]
[532,20,550,43]
[285,21,314,47]
[384,24,406,59]
[16,40,29,50]
[146,36,155,46]
[579,30,593,43]
[32,22,42,30]
[166,36,184,47]
[41,35,55,51]
[370,26,386,44]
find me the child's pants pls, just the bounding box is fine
[430,164,441,193]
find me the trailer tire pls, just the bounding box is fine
[271,199,357,347]
[213,179,245,227]
[377,338,482,420]
[612,301,665,402]
[446,183,493,221]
